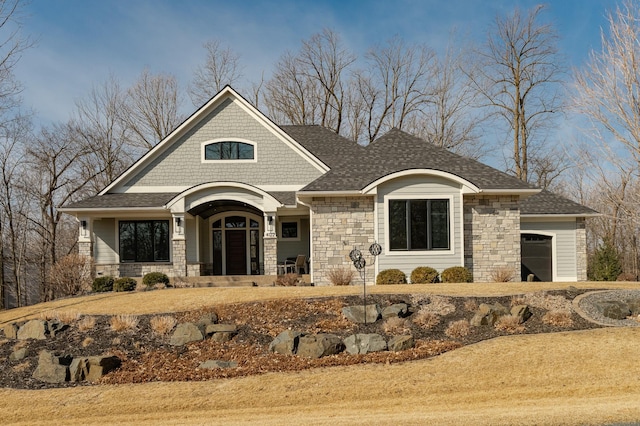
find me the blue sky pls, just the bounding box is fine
[15,0,613,127]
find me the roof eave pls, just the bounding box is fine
[521,213,601,218]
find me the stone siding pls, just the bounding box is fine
[263,236,277,275]
[464,195,521,282]
[310,196,375,286]
[78,241,92,257]
[576,218,587,281]
[171,239,187,277]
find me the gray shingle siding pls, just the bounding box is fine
[123,99,322,188]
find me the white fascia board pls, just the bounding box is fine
[58,207,167,214]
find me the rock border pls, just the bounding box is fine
[573,290,640,327]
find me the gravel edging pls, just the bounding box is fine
[573,290,640,327]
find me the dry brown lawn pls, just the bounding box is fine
[1,281,639,425]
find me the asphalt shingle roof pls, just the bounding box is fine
[520,190,598,216]
[63,193,179,209]
[301,128,537,192]
[281,125,366,169]
[62,126,596,217]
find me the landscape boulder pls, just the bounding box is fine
[70,355,122,382]
[269,330,304,355]
[32,350,70,383]
[343,333,387,354]
[196,313,218,328]
[594,301,632,320]
[382,303,409,319]
[342,304,381,324]
[471,303,509,327]
[17,320,48,340]
[9,347,28,361]
[199,360,238,369]
[205,323,238,342]
[3,323,18,339]
[510,305,532,324]
[169,322,204,346]
[388,335,415,352]
[47,320,69,338]
[296,334,344,359]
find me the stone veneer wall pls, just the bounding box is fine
[463,195,521,282]
[310,196,375,286]
[171,239,187,277]
[576,218,587,281]
[263,236,277,275]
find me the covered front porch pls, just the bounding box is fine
[78,183,311,280]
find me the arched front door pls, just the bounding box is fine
[211,213,262,275]
[521,233,553,282]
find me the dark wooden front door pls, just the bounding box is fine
[521,234,552,282]
[225,230,247,275]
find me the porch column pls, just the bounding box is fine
[172,214,187,277]
[77,216,93,257]
[263,212,277,275]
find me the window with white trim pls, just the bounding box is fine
[389,199,449,250]
[119,220,170,262]
[204,141,254,160]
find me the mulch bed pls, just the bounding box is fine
[0,289,606,390]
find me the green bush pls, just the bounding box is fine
[410,266,439,284]
[142,272,170,288]
[114,277,137,292]
[92,276,114,292]
[376,269,407,285]
[590,240,622,281]
[441,266,473,283]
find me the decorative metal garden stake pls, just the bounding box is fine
[349,242,382,324]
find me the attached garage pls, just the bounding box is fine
[521,234,552,281]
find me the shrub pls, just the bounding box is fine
[114,277,137,292]
[49,253,94,297]
[589,240,622,281]
[92,276,114,292]
[150,315,177,335]
[327,267,354,286]
[542,310,573,327]
[463,299,479,312]
[142,272,170,288]
[275,273,300,286]
[383,317,411,334]
[411,310,440,329]
[494,315,525,333]
[444,319,471,339]
[489,266,516,282]
[421,295,456,316]
[77,316,96,332]
[617,272,638,282]
[441,266,473,283]
[109,314,139,332]
[376,269,407,285]
[410,266,439,284]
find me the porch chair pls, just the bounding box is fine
[277,258,297,275]
[294,254,308,274]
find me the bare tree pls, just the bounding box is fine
[571,0,640,278]
[73,75,135,193]
[265,29,355,134]
[470,5,563,181]
[189,40,243,106]
[354,36,437,143]
[404,42,486,158]
[25,124,96,301]
[121,68,184,150]
[0,0,33,123]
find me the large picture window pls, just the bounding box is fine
[389,199,450,251]
[119,220,170,262]
[204,141,254,160]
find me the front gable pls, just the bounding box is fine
[104,86,328,194]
